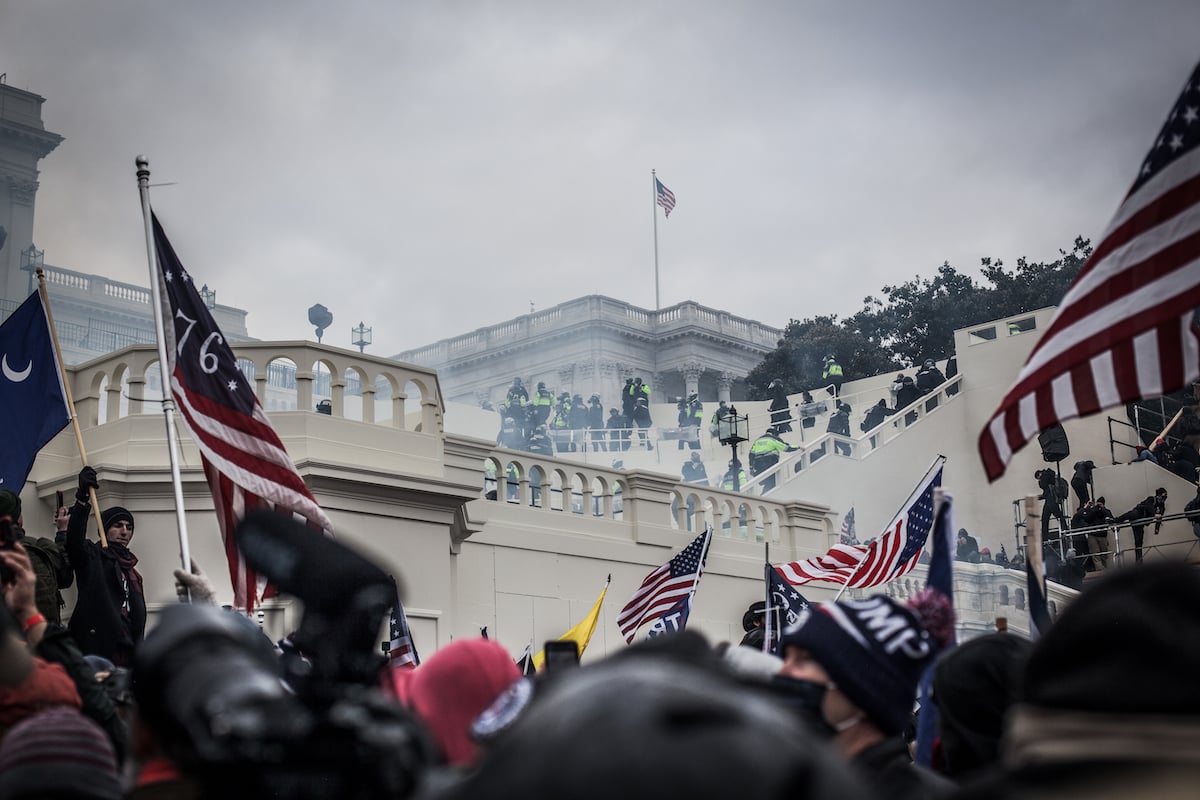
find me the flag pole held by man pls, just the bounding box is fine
[136,157,333,611]
[980,60,1200,481]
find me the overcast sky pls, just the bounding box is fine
[3,2,1198,355]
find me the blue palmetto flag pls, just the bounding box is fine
[0,292,69,492]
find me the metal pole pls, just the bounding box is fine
[652,169,660,312]
[135,156,192,576]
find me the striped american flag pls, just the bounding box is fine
[389,577,421,668]
[777,459,943,588]
[617,526,711,643]
[656,178,676,218]
[980,60,1200,481]
[153,214,333,611]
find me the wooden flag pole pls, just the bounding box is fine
[36,269,108,547]
[1153,406,1186,448]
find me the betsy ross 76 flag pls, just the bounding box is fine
[152,214,333,610]
[0,292,69,492]
[981,60,1200,481]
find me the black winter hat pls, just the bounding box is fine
[0,489,20,520]
[101,506,134,531]
[1021,561,1200,717]
[742,601,767,631]
[778,596,937,735]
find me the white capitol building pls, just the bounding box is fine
[5,82,1190,657]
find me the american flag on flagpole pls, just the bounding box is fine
[655,178,676,218]
[617,527,711,643]
[980,61,1200,482]
[839,507,857,544]
[152,214,333,610]
[388,577,421,668]
[776,458,944,588]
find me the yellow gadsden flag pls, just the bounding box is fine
[532,577,610,671]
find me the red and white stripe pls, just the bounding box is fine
[980,83,1200,481]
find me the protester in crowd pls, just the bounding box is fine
[915,359,945,394]
[1084,496,1115,569]
[970,562,1200,798]
[679,392,704,450]
[1116,490,1165,564]
[586,393,606,452]
[797,390,822,431]
[568,394,589,450]
[1034,469,1069,543]
[496,416,525,451]
[979,547,993,564]
[65,467,146,667]
[0,489,72,625]
[956,529,980,563]
[861,399,894,433]
[1186,485,1200,540]
[435,632,869,800]
[1070,460,1095,506]
[768,379,793,433]
[995,544,1010,569]
[944,356,959,396]
[550,392,573,452]
[531,382,553,427]
[890,373,905,407]
[1132,444,1158,464]
[896,377,922,424]
[931,633,1033,782]
[0,707,123,800]
[621,378,636,419]
[740,600,767,649]
[776,592,955,800]
[606,408,629,452]
[827,402,852,456]
[1169,438,1199,482]
[404,637,520,768]
[681,452,708,485]
[526,425,554,457]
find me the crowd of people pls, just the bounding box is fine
[3,477,1198,799]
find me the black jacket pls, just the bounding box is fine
[35,623,129,762]
[64,502,147,665]
[853,737,954,800]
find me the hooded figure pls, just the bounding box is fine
[768,379,793,433]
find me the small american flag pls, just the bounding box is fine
[656,178,676,218]
[980,60,1200,481]
[777,459,944,588]
[153,214,333,611]
[389,577,420,668]
[617,527,711,643]
[839,507,857,544]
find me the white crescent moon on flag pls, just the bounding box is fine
[1,354,32,383]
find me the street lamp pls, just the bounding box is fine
[20,243,43,295]
[198,284,217,310]
[717,404,749,492]
[351,321,372,353]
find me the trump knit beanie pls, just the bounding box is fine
[0,707,122,800]
[778,593,950,735]
[0,489,20,520]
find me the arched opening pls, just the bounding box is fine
[374,374,396,426]
[265,357,299,412]
[341,366,366,422]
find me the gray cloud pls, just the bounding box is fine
[3,1,1198,353]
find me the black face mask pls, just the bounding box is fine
[770,675,836,739]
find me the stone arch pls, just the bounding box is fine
[502,460,523,503]
[528,465,547,508]
[265,356,299,412]
[102,362,130,422]
[310,357,338,415]
[569,472,587,514]
[137,360,165,415]
[482,456,502,500]
[341,365,368,422]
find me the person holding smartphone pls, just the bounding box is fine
[0,489,73,626]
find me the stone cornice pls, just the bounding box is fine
[0,119,64,160]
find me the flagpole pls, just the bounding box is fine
[135,156,192,576]
[35,270,108,547]
[651,169,660,312]
[833,455,945,601]
[763,541,772,654]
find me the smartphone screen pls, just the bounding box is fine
[543,640,580,671]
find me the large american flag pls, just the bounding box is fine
[656,177,676,218]
[152,214,333,610]
[776,459,944,588]
[617,526,711,643]
[388,577,421,668]
[980,60,1200,481]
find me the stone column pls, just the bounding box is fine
[126,375,145,416]
[681,359,704,399]
[558,364,575,394]
[717,371,737,403]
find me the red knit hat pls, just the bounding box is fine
[405,638,520,766]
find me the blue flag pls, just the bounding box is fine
[0,292,70,492]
